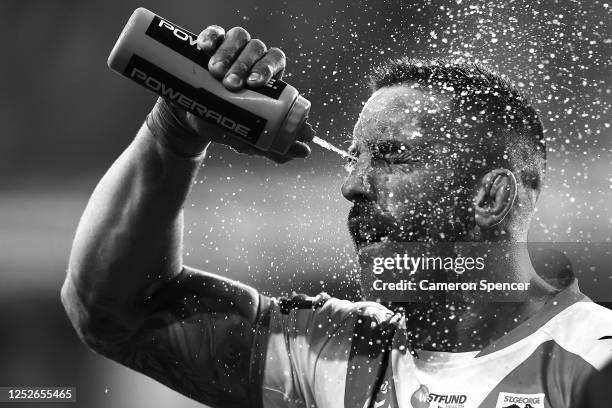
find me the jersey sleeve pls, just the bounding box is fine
[565,303,612,406]
[540,300,612,407]
[249,293,358,408]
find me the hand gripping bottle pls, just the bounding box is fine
[108,8,312,154]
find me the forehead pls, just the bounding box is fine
[353,84,453,144]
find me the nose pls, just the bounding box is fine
[341,169,375,202]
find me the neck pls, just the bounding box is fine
[400,296,547,352]
[361,241,559,352]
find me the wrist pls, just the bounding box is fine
[146,97,211,158]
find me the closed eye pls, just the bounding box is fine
[383,150,421,164]
[368,140,423,164]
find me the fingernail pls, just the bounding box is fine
[225,73,242,87]
[247,72,262,82]
[211,61,225,71]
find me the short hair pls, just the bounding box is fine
[369,58,546,195]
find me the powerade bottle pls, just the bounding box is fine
[108,8,312,155]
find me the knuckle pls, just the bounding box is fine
[227,26,251,42]
[268,47,286,60]
[206,24,224,32]
[249,39,267,53]
[199,25,224,40]
[198,26,225,51]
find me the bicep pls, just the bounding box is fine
[93,267,262,408]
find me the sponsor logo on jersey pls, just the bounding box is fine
[410,385,467,408]
[363,399,392,408]
[495,392,544,408]
[380,380,390,394]
[410,385,430,408]
[599,335,612,340]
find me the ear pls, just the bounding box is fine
[474,169,518,229]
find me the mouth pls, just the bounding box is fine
[349,218,388,248]
[348,205,396,249]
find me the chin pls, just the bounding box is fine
[352,235,427,252]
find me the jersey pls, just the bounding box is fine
[252,280,612,408]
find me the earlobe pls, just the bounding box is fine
[474,169,518,229]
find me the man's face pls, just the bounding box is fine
[342,84,477,250]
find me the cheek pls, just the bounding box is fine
[375,171,430,210]
[382,168,455,212]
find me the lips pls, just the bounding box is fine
[348,203,396,249]
[349,217,387,241]
[349,224,383,249]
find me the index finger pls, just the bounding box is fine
[247,47,286,86]
[197,25,225,55]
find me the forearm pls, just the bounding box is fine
[65,121,208,322]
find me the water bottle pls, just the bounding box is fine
[108,8,312,155]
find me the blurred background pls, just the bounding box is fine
[0,0,610,406]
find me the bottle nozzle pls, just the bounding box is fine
[298,122,316,143]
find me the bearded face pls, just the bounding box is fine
[342,84,479,251]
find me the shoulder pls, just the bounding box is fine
[256,294,393,404]
[262,293,394,354]
[541,301,612,370]
[266,293,393,331]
